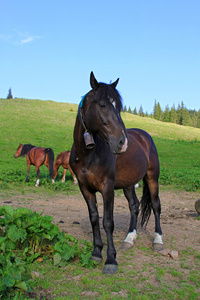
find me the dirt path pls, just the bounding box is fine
[1,187,200,295]
[1,188,200,253]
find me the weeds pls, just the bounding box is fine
[0,205,96,298]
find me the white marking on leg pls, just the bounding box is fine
[61,178,65,183]
[74,178,77,185]
[35,179,39,187]
[135,183,139,189]
[52,179,55,184]
[154,232,163,244]
[124,230,137,245]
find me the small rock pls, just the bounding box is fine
[195,199,200,214]
[169,250,179,259]
[73,221,80,225]
[31,271,44,279]
[159,249,170,256]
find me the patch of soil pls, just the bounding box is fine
[1,188,200,295]
[1,189,199,250]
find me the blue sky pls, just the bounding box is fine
[1,0,200,113]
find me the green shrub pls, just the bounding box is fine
[0,205,96,298]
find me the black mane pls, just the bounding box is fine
[95,83,123,112]
[21,144,35,156]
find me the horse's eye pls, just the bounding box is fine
[99,100,106,108]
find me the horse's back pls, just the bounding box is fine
[28,147,46,165]
[115,128,159,188]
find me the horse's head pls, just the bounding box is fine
[14,143,35,158]
[79,72,128,154]
[14,143,23,158]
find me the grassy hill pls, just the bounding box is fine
[1,98,200,191]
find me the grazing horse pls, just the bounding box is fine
[14,143,55,187]
[70,72,163,274]
[53,151,77,184]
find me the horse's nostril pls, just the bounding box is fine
[119,130,126,146]
[119,138,124,145]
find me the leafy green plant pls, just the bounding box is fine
[0,205,96,298]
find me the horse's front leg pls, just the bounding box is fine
[80,184,103,262]
[26,162,31,182]
[102,181,118,274]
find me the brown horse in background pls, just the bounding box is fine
[53,151,77,184]
[14,143,55,187]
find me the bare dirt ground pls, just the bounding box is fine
[1,187,200,297]
[1,188,200,254]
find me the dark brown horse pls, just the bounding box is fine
[14,143,55,187]
[53,151,77,184]
[70,72,163,274]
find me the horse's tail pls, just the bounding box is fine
[139,178,152,228]
[45,148,54,178]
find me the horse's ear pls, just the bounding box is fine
[90,72,99,90]
[111,78,119,89]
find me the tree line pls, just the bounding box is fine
[4,88,200,128]
[123,100,200,128]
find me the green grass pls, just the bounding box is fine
[1,98,200,191]
[22,249,199,299]
[1,97,200,298]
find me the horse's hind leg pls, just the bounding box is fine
[119,185,139,250]
[144,175,163,251]
[35,166,40,187]
[68,165,77,185]
[61,169,67,183]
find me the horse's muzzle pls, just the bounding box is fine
[120,135,128,153]
[109,131,128,154]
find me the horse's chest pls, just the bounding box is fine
[77,162,110,191]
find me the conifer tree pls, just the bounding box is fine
[138,105,144,117]
[128,106,132,113]
[170,105,177,124]
[197,109,200,128]
[133,107,138,115]
[7,88,13,99]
